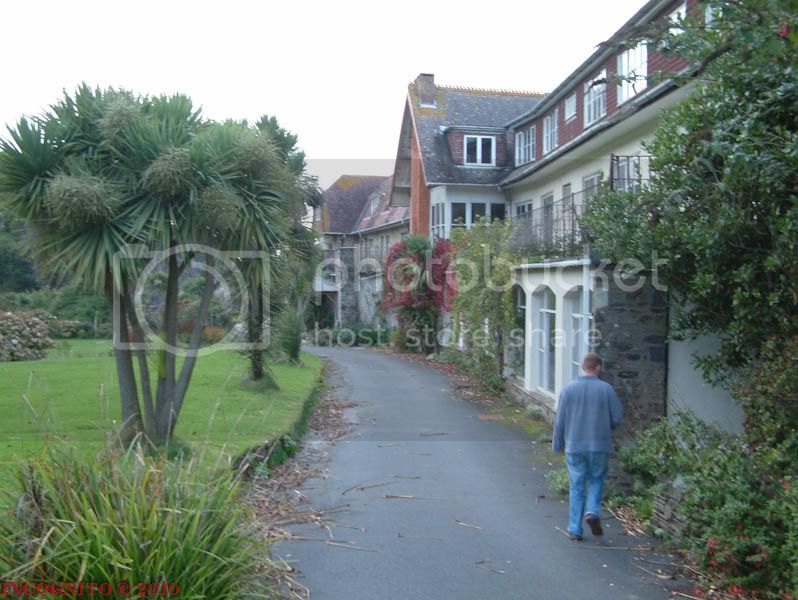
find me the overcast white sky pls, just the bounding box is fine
[1,0,647,188]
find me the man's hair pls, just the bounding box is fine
[582,352,603,371]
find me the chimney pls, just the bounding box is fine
[415,73,436,107]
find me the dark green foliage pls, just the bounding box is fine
[0,286,112,337]
[621,415,798,595]
[581,0,798,383]
[0,240,37,292]
[733,336,798,448]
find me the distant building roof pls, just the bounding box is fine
[353,176,408,233]
[408,76,544,186]
[321,175,407,235]
[321,175,387,233]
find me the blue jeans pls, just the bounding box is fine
[565,451,609,536]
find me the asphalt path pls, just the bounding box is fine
[273,347,686,599]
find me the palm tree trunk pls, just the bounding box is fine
[170,256,216,432]
[154,250,180,442]
[114,290,144,442]
[121,280,156,437]
[249,274,265,380]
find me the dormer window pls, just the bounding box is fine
[584,70,607,127]
[464,135,495,166]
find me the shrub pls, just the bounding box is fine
[277,308,304,362]
[0,311,54,361]
[733,335,798,448]
[0,446,267,598]
[622,416,798,595]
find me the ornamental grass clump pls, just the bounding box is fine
[0,445,267,598]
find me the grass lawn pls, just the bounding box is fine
[0,339,322,476]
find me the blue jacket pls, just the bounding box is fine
[552,375,623,453]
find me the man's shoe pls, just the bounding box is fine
[566,530,583,541]
[585,513,603,536]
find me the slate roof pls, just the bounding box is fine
[321,175,387,233]
[408,83,544,186]
[353,177,409,233]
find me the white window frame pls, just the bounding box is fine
[515,126,536,166]
[535,287,556,394]
[464,135,496,166]
[542,108,559,155]
[564,94,577,121]
[617,42,648,104]
[515,130,529,167]
[583,172,602,199]
[669,1,687,35]
[614,156,642,193]
[705,2,721,27]
[515,201,532,219]
[431,202,446,240]
[583,70,607,127]
[527,125,536,162]
[566,290,593,384]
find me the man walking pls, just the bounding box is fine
[552,352,623,540]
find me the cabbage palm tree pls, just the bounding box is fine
[0,86,310,442]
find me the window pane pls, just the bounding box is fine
[480,137,493,164]
[452,202,466,225]
[491,204,506,221]
[465,138,477,163]
[472,203,486,222]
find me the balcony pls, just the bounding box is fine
[509,155,650,258]
[509,189,591,258]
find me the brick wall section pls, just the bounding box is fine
[410,131,430,235]
[559,90,582,143]
[447,131,507,167]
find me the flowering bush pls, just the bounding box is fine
[381,236,454,354]
[0,311,54,361]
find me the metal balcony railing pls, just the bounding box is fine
[509,189,593,258]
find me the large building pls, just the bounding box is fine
[390,75,543,238]
[313,175,409,327]
[388,0,743,434]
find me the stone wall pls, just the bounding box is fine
[357,273,382,326]
[593,271,669,445]
[336,247,358,327]
[591,270,668,489]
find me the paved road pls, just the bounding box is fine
[273,347,684,599]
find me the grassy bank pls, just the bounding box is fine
[0,339,323,474]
